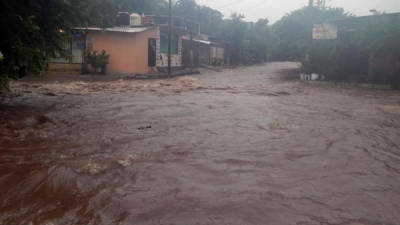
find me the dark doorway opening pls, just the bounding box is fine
[148,39,156,67]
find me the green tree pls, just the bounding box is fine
[270,6,350,60]
[117,0,168,15]
[0,0,172,91]
[174,0,224,36]
[0,0,93,90]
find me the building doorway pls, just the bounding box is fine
[148,39,156,67]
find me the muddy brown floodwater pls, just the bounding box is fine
[1,62,400,225]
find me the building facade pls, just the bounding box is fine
[48,13,226,75]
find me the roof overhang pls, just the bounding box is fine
[182,36,211,45]
[74,26,153,33]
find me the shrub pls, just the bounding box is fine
[84,50,109,74]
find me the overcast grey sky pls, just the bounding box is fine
[196,0,400,23]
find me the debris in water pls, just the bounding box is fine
[179,77,198,86]
[137,125,152,130]
[37,115,52,124]
[44,92,57,96]
[268,122,283,130]
[117,155,134,167]
[78,161,109,175]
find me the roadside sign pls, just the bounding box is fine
[312,23,338,40]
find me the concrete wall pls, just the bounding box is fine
[86,28,158,75]
[46,63,82,75]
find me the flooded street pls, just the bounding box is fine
[1,62,400,225]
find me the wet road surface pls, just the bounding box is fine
[1,62,400,225]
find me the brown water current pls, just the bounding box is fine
[1,62,400,225]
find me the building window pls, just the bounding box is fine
[50,34,85,64]
[160,32,178,54]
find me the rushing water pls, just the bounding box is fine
[1,62,400,225]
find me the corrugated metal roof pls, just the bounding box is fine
[75,27,152,33]
[193,39,211,45]
[182,36,211,45]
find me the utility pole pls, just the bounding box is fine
[309,0,313,7]
[189,24,194,72]
[168,0,172,75]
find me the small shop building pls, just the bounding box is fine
[48,13,199,75]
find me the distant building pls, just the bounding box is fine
[48,13,227,75]
[82,26,158,75]
[182,36,227,67]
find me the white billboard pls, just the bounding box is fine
[312,24,338,40]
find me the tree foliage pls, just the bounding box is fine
[174,0,271,65]
[175,0,224,36]
[270,6,400,87]
[87,0,169,27]
[0,0,171,90]
[0,0,92,89]
[270,6,350,60]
